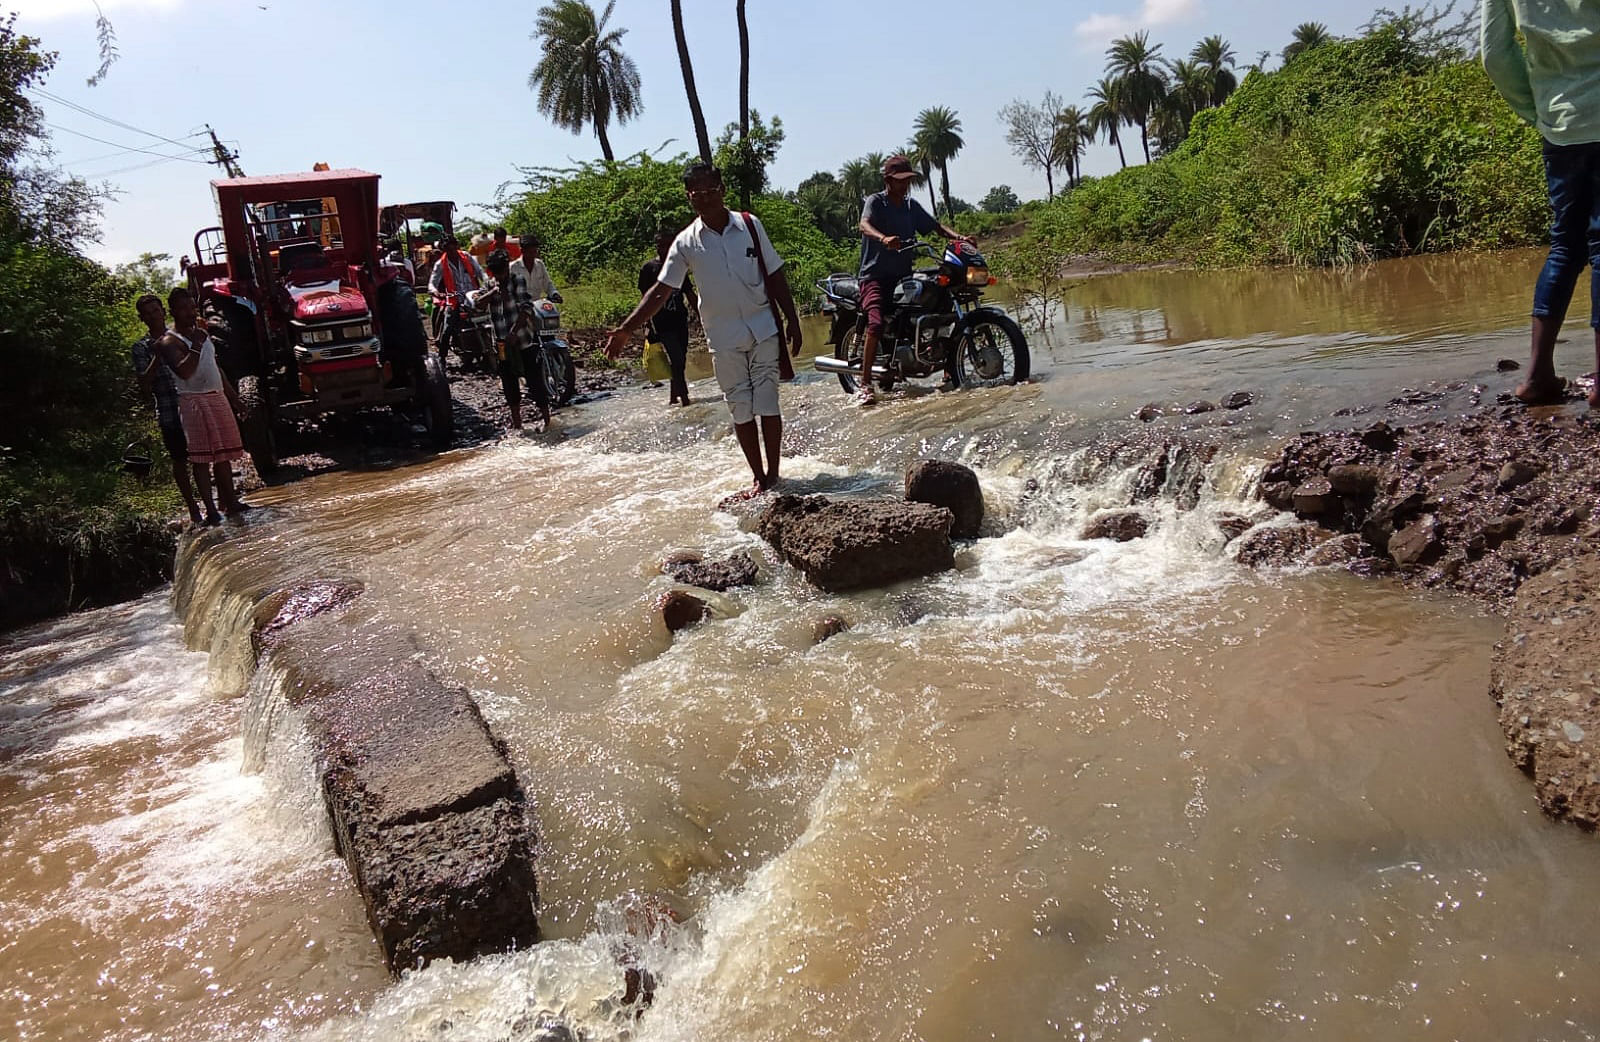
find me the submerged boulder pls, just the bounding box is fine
[1082,508,1151,542]
[1491,556,1600,829]
[661,550,759,592]
[757,494,954,592]
[905,459,984,539]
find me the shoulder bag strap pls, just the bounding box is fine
[742,212,794,380]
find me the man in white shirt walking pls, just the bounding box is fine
[512,234,560,302]
[606,162,802,501]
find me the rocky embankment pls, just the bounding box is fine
[1250,398,1600,830]
[1250,405,1600,605]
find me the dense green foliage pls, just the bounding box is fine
[496,152,854,320]
[0,16,178,626]
[1024,23,1544,267]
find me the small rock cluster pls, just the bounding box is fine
[1251,408,1600,605]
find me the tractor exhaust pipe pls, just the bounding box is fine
[813,356,890,377]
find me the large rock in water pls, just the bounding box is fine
[257,607,540,974]
[1490,555,1600,830]
[905,459,984,538]
[757,494,954,592]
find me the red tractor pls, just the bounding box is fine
[184,169,451,474]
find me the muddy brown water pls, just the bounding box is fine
[3,249,1599,1041]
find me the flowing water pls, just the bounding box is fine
[5,250,1600,1042]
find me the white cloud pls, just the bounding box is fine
[8,0,186,21]
[1074,0,1201,44]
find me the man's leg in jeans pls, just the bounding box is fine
[1584,142,1600,409]
[858,278,887,402]
[1524,140,1589,402]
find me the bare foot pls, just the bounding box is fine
[203,510,224,527]
[224,501,253,516]
[1515,375,1568,405]
[716,480,768,509]
[1590,387,1600,410]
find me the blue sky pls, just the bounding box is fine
[12,0,1384,268]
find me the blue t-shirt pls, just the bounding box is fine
[857,192,939,282]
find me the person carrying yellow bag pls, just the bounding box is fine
[637,221,698,406]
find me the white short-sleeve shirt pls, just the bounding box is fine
[658,211,783,352]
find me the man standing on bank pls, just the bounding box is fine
[1483,0,1600,406]
[855,154,971,406]
[638,220,699,406]
[130,293,202,525]
[606,162,802,500]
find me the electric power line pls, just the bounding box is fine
[31,86,208,153]
[46,122,210,164]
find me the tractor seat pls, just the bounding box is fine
[278,240,330,282]
[825,274,860,304]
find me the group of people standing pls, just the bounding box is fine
[131,288,249,527]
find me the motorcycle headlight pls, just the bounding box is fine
[966,265,990,286]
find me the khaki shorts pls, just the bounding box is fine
[711,334,781,424]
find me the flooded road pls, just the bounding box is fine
[4,250,1599,1041]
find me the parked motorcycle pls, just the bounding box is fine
[430,289,496,372]
[814,241,1029,394]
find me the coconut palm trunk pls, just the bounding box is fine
[736,0,751,207]
[670,0,713,163]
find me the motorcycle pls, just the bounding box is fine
[430,289,496,373]
[523,295,577,408]
[813,240,1030,394]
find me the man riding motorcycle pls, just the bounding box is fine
[855,154,972,406]
[427,234,488,367]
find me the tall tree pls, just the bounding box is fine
[1105,31,1168,164]
[906,142,938,215]
[529,0,642,163]
[838,157,875,204]
[1282,22,1332,63]
[1054,105,1089,190]
[913,106,964,218]
[669,0,713,162]
[736,1,749,146]
[1085,77,1128,170]
[1165,59,1209,130]
[1190,35,1238,107]
[1000,91,1068,199]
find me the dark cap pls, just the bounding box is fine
[883,154,917,180]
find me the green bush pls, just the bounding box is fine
[1027,25,1545,268]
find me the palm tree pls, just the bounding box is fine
[913,106,964,218]
[1190,35,1238,108]
[1105,31,1168,164]
[529,0,642,163]
[1053,106,1089,189]
[1086,76,1128,169]
[1282,22,1331,63]
[905,141,938,214]
[1165,59,1210,130]
[668,0,712,162]
[838,157,875,203]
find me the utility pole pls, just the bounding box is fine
[204,124,244,178]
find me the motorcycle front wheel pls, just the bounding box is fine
[833,324,863,394]
[954,311,1030,388]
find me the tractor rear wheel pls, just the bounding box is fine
[235,375,277,475]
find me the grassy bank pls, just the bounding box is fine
[1021,24,1545,270]
[1,432,181,631]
